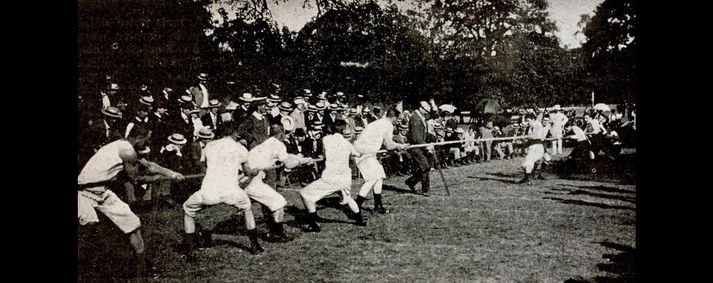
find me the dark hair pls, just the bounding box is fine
[270,124,284,137]
[385,108,400,119]
[524,114,536,120]
[127,124,151,139]
[334,119,348,135]
[294,128,306,137]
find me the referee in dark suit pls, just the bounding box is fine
[404,101,433,196]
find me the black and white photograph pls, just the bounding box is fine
[77,0,637,281]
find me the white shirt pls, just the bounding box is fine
[101,91,111,109]
[550,112,568,128]
[528,120,547,140]
[354,118,398,153]
[104,120,111,138]
[78,140,132,189]
[248,137,289,170]
[201,137,249,192]
[569,126,588,142]
[199,83,210,108]
[321,134,357,179]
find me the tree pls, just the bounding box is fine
[580,0,637,103]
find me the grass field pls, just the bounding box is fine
[78,149,636,282]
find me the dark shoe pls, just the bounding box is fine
[266,222,294,243]
[405,180,417,193]
[303,212,321,232]
[353,212,367,226]
[374,205,389,214]
[179,233,198,262]
[247,229,264,255]
[517,174,532,184]
[355,195,366,211]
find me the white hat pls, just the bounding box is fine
[552,105,561,111]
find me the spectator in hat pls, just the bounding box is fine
[404,100,433,195]
[239,96,270,150]
[156,87,176,113]
[125,96,154,138]
[155,133,191,206]
[200,99,224,133]
[270,101,293,126]
[323,103,340,128]
[187,73,211,109]
[464,125,479,164]
[170,95,197,144]
[290,96,308,131]
[183,127,214,176]
[232,93,255,121]
[548,105,568,155]
[366,106,380,123]
[86,106,125,154]
[390,123,412,176]
[305,104,318,129]
[100,82,121,110]
[479,120,495,162]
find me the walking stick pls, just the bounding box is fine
[431,149,450,196]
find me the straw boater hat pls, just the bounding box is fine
[398,123,409,131]
[101,106,122,119]
[432,123,443,129]
[336,91,344,97]
[315,101,327,111]
[139,96,154,106]
[318,91,327,100]
[205,99,222,108]
[178,94,193,104]
[198,128,215,140]
[307,104,317,112]
[281,115,296,131]
[197,73,208,81]
[239,93,255,103]
[168,133,187,145]
[363,106,370,113]
[552,104,561,111]
[455,128,465,134]
[354,126,364,134]
[303,89,312,97]
[266,100,277,108]
[293,96,306,105]
[349,108,358,115]
[107,83,120,91]
[328,103,339,111]
[268,94,281,102]
[278,101,293,112]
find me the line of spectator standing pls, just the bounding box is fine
[77,72,635,208]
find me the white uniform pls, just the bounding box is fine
[300,134,358,212]
[549,112,568,139]
[77,140,141,233]
[183,137,252,218]
[353,119,398,181]
[245,137,289,211]
[522,121,546,173]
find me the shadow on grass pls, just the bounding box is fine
[543,197,635,211]
[550,153,636,185]
[382,184,421,195]
[545,186,636,204]
[565,241,635,283]
[467,174,520,184]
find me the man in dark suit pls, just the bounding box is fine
[80,106,125,168]
[187,73,211,109]
[170,95,196,145]
[200,99,224,133]
[405,101,433,195]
